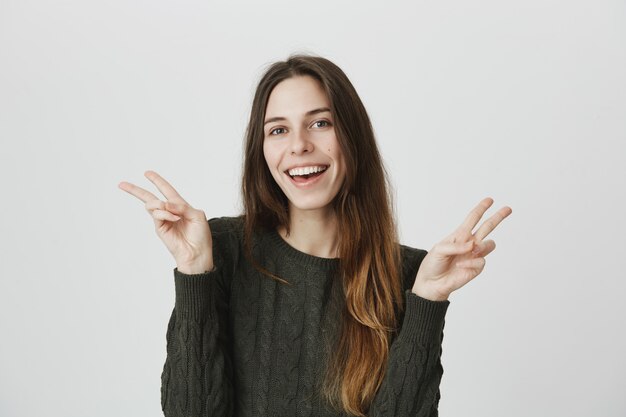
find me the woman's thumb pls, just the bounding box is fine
[165,202,190,217]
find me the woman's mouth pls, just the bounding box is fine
[285,165,328,187]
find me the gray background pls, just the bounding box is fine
[1,0,625,416]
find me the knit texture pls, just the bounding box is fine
[160,216,449,417]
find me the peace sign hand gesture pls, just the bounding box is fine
[412,197,513,302]
[118,170,214,275]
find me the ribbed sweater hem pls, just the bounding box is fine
[398,289,449,344]
[173,267,219,321]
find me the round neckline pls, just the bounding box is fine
[267,227,340,271]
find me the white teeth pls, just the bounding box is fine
[288,165,328,176]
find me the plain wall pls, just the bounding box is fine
[1,0,624,415]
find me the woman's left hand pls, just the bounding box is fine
[412,197,513,302]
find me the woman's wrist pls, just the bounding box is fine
[411,282,449,302]
[177,260,215,275]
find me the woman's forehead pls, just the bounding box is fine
[265,76,330,117]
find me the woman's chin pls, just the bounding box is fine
[287,199,335,214]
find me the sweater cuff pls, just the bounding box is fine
[397,289,450,345]
[173,267,221,320]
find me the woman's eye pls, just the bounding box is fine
[313,120,331,128]
[269,127,286,135]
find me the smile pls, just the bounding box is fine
[284,165,329,187]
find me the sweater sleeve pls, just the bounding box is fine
[160,267,234,417]
[368,290,449,417]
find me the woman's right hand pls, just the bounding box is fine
[118,170,214,275]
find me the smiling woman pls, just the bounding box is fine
[118,53,512,417]
[262,76,347,222]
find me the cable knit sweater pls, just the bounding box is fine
[160,216,450,417]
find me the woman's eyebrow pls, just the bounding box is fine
[264,107,331,126]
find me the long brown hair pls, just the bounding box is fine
[241,53,403,416]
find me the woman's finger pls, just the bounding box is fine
[118,181,161,204]
[456,257,486,269]
[145,199,166,213]
[144,200,183,221]
[434,240,475,256]
[144,171,189,204]
[454,197,494,235]
[471,239,496,256]
[150,209,181,222]
[164,202,189,215]
[473,206,513,241]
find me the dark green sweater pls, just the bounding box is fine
[160,216,449,417]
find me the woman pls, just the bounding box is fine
[119,54,512,417]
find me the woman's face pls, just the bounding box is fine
[263,75,346,214]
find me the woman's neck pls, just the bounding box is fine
[278,206,340,259]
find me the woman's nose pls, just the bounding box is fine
[289,129,313,155]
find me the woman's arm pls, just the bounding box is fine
[160,267,234,416]
[367,290,449,417]
[369,197,511,416]
[119,172,238,415]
